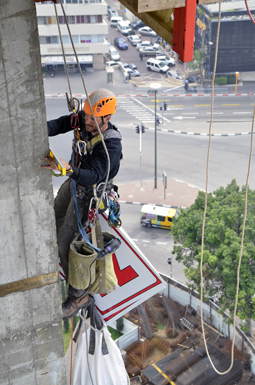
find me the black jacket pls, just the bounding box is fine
[47,111,122,186]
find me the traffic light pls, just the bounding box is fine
[136,125,140,134]
[142,126,145,133]
[164,101,167,111]
[167,257,172,265]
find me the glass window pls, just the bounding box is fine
[37,17,44,25]
[77,15,85,23]
[158,215,165,222]
[96,15,102,22]
[46,36,51,44]
[51,16,57,24]
[80,35,91,43]
[51,36,58,44]
[90,15,96,23]
[85,15,90,23]
[72,35,79,43]
[39,36,46,44]
[58,16,65,24]
[167,217,173,222]
[62,35,71,44]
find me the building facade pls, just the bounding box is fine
[36,0,109,70]
[194,1,255,78]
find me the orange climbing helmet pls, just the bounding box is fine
[83,89,117,117]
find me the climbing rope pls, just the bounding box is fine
[53,0,111,215]
[199,0,255,375]
[244,0,255,25]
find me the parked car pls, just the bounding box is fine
[136,40,152,50]
[155,55,175,67]
[166,70,182,80]
[186,75,201,83]
[110,16,123,27]
[122,63,137,70]
[127,34,141,46]
[114,37,128,50]
[104,61,122,68]
[139,45,160,56]
[125,68,140,77]
[116,20,132,36]
[131,19,146,30]
[146,58,169,73]
[109,46,120,61]
[138,26,157,37]
[108,8,118,18]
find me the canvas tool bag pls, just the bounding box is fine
[68,219,118,294]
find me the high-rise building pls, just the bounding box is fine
[36,0,109,70]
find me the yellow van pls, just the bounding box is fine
[140,205,177,230]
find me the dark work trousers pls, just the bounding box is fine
[54,179,92,295]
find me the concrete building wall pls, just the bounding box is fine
[0,1,66,384]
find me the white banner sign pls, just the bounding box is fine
[94,213,166,324]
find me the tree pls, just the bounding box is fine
[189,49,208,84]
[172,180,255,323]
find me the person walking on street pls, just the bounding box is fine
[42,89,122,319]
[140,52,143,61]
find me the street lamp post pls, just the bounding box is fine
[150,83,161,189]
[235,72,239,94]
[167,257,172,298]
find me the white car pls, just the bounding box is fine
[136,40,152,50]
[156,55,175,67]
[109,46,120,61]
[127,34,141,46]
[138,26,157,37]
[139,46,161,56]
[104,61,122,68]
[166,70,182,80]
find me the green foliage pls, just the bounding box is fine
[116,317,124,333]
[227,75,236,84]
[215,76,228,85]
[64,318,69,333]
[107,326,123,340]
[189,50,208,73]
[172,180,255,321]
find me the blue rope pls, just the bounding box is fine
[71,150,101,252]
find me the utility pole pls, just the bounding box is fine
[150,83,161,189]
[0,1,66,383]
[136,123,145,187]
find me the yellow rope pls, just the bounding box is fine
[199,0,255,374]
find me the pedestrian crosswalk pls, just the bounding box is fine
[117,96,155,122]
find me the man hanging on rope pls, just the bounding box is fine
[42,89,122,319]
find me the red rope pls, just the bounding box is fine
[70,317,74,385]
[244,0,255,24]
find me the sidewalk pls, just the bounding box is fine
[118,179,201,208]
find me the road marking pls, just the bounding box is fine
[233,112,251,114]
[157,242,167,245]
[222,104,239,106]
[173,116,196,120]
[183,112,199,115]
[131,96,171,123]
[194,104,210,107]
[142,240,150,243]
[206,112,223,114]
